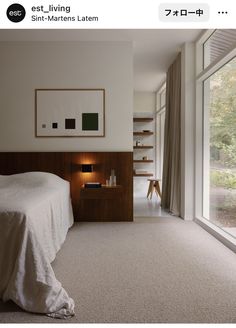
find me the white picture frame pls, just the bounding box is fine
[35,89,105,137]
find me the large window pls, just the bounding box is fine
[196,29,236,243]
[203,57,236,238]
[156,84,166,180]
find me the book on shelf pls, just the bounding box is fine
[84,182,102,188]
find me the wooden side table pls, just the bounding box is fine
[147,179,162,200]
[79,185,124,221]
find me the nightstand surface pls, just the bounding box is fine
[79,185,125,221]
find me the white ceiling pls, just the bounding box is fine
[0,29,202,92]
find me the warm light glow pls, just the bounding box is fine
[81,164,93,173]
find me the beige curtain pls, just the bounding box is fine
[161,53,181,216]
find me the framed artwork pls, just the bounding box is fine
[35,89,105,137]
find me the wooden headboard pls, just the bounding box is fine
[0,152,133,221]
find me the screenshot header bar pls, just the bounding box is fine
[0,0,235,28]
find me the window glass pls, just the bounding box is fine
[203,56,236,238]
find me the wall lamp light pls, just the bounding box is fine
[81,164,93,173]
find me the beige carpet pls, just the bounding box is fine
[1,217,236,323]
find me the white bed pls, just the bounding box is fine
[0,171,74,318]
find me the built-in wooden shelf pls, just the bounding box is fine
[133,118,153,122]
[80,185,123,199]
[133,146,153,149]
[133,116,154,179]
[133,160,153,163]
[133,173,153,177]
[133,131,153,136]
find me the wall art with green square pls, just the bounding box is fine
[35,89,105,137]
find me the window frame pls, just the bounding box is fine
[195,30,236,251]
[155,82,166,180]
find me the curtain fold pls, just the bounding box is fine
[161,53,181,216]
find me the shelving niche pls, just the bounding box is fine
[133,116,154,177]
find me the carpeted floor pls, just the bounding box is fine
[1,217,236,323]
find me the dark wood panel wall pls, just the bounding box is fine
[0,152,133,221]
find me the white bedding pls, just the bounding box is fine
[0,172,75,318]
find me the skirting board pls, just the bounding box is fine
[194,217,236,253]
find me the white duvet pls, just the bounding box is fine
[0,172,75,318]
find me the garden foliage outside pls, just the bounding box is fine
[209,57,236,230]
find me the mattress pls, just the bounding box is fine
[0,171,75,318]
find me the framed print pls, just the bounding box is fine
[35,89,105,137]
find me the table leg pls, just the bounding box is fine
[147,181,155,199]
[154,181,162,199]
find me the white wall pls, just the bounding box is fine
[134,92,156,113]
[133,92,156,198]
[0,41,133,151]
